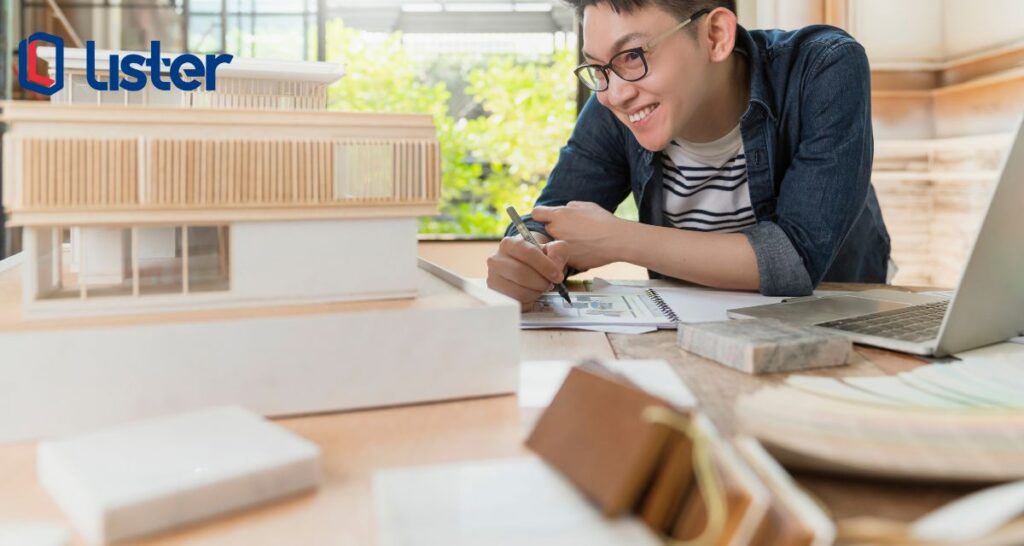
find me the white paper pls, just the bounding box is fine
[659,288,785,323]
[374,457,661,546]
[520,292,671,328]
[592,280,785,324]
[522,279,839,329]
[518,360,697,410]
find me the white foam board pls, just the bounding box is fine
[38,406,321,545]
[0,259,520,442]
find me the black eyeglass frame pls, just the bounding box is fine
[573,8,712,92]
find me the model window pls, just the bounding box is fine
[32,225,229,301]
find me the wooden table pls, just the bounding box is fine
[0,283,983,546]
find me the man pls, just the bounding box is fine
[486,0,891,308]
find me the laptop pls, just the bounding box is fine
[728,117,1024,357]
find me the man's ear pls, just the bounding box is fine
[704,7,738,63]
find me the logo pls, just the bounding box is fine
[19,34,234,96]
[19,32,63,96]
[85,42,234,92]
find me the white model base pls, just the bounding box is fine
[0,259,520,443]
[38,406,321,545]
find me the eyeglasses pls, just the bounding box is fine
[573,8,711,92]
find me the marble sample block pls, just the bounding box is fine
[677,319,852,374]
[37,406,321,545]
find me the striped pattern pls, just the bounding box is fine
[661,138,755,233]
[14,137,440,209]
[19,138,139,208]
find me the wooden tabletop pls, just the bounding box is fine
[0,282,983,545]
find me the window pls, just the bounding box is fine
[321,18,579,238]
[30,225,229,301]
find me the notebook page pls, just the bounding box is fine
[645,286,785,323]
[520,292,674,327]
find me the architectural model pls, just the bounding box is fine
[4,101,440,317]
[6,48,437,317]
[0,51,519,442]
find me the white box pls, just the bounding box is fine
[38,406,320,545]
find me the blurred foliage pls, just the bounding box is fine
[321,20,578,237]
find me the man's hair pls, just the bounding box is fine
[564,0,736,23]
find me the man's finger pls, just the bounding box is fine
[530,206,558,222]
[543,240,570,272]
[505,239,564,283]
[487,273,545,305]
[492,253,555,292]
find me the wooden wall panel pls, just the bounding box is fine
[6,116,442,225]
[933,76,1024,138]
[19,138,139,209]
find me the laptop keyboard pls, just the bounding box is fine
[817,300,949,343]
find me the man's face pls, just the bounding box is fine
[582,3,708,151]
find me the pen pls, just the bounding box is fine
[505,206,572,305]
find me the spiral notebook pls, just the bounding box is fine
[521,289,682,329]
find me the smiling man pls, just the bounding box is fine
[486,0,891,307]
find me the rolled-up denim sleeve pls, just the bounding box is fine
[504,94,632,241]
[743,222,814,296]
[744,41,874,297]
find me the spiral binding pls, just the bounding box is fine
[644,288,680,323]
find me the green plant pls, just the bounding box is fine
[321,20,579,237]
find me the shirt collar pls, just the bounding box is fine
[736,25,777,122]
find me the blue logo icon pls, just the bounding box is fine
[18,32,64,96]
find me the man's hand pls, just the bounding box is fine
[531,201,625,271]
[487,234,570,310]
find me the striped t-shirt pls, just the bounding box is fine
[661,124,754,233]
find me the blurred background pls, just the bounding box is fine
[2,0,1023,286]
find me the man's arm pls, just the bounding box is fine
[742,40,874,296]
[533,201,759,290]
[618,225,759,290]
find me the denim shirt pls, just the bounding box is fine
[506,25,891,297]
